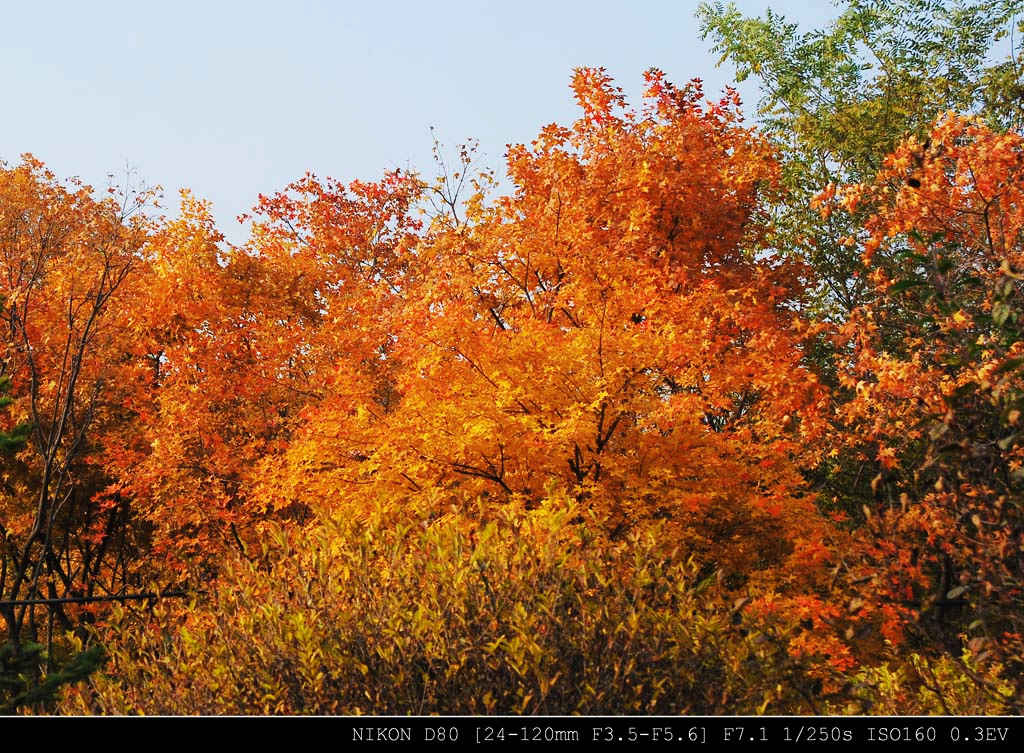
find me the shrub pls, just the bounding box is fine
[59,499,826,714]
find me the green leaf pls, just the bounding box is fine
[994,357,1024,375]
[993,301,1012,326]
[888,278,928,294]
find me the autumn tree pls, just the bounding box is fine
[697,0,1024,569]
[102,172,422,570]
[257,70,836,621]
[0,157,156,712]
[815,116,1024,710]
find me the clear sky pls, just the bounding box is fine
[1,1,839,243]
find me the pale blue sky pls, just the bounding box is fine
[1,1,839,242]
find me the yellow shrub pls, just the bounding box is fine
[58,498,826,715]
[827,648,1015,715]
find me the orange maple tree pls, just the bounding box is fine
[819,115,1024,699]
[99,169,422,565]
[0,156,155,642]
[259,69,834,596]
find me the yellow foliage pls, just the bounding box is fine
[58,503,829,715]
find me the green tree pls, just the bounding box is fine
[699,0,1024,515]
[701,2,1024,704]
[699,0,1024,322]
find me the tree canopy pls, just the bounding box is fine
[3,0,1024,715]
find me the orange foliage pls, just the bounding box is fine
[9,70,1024,714]
[258,69,832,589]
[103,172,421,562]
[824,115,1024,681]
[0,156,155,639]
